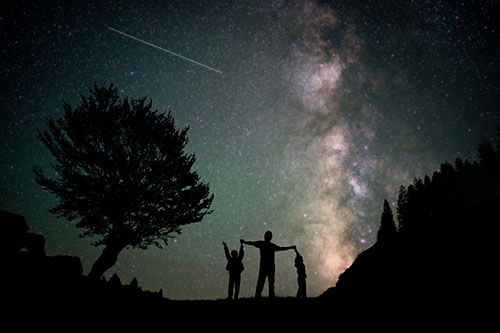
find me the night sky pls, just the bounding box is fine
[1,0,499,300]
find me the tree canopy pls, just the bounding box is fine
[34,83,214,278]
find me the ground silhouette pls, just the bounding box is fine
[4,135,499,325]
[1,210,167,318]
[2,210,325,322]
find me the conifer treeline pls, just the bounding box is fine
[377,132,500,243]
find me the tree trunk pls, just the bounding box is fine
[88,243,125,280]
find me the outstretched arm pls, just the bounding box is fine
[240,239,259,248]
[277,245,297,252]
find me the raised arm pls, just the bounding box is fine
[223,241,231,260]
[238,243,244,260]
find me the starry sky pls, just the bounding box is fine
[1,0,499,300]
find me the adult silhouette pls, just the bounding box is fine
[241,231,296,298]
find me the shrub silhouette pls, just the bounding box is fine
[33,83,214,279]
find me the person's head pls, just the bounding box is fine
[264,230,273,242]
[231,250,238,258]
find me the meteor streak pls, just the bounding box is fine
[108,27,222,74]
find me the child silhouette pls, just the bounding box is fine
[294,249,307,298]
[223,241,244,300]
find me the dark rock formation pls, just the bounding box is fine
[1,210,167,317]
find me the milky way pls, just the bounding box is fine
[1,0,499,299]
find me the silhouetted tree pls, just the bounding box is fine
[396,186,407,230]
[454,157,465,173]
[423,175,431,189]
[478,137,500,173]
[496,126,500,153]
[377,199,397,243]
[33,83,214,279]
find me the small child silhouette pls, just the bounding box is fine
[223,241,245,300]
[294,249,307,298]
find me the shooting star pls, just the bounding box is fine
[108,27,222,74]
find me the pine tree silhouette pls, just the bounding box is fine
[396,185,408,230]
[377,199,397,243]
[478,137,500,174]
[33,83,214,279]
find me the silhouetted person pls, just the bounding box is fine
[241,231,296,298]
[223,241,244,300]
[294,249,307,298]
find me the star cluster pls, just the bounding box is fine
[1,0,499,299]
